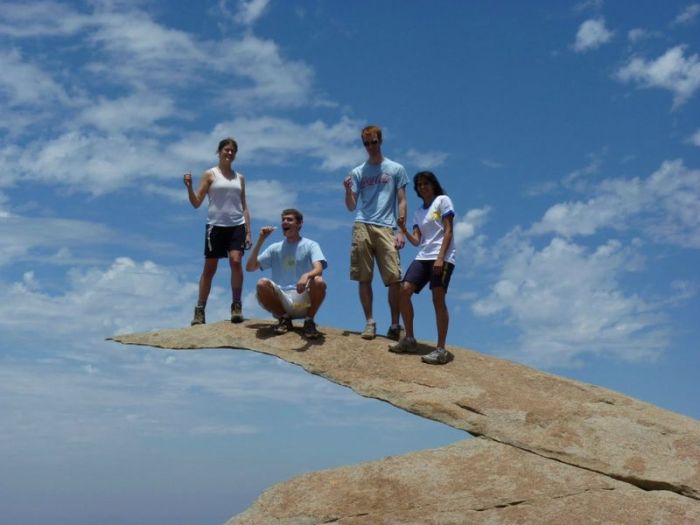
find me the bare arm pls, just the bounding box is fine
[245,226,275,272]
[344,175,357,211]
[398,216,421,246]
[433,214,454,274]
[239,175,252,247]
[184,170,213,209]
[296,260,324,294]
[394,186,408,249]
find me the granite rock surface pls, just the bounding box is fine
[111,320,700,524]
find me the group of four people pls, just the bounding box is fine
[183,125,456,365]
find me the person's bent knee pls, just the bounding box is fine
[309,275,326,291]
[256,278,275,294]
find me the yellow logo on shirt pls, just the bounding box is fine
[431,210,440,221]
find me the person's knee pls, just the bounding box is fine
[256,278,274,297]
[309,275,326,292]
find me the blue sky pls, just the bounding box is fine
[1,0,699,523]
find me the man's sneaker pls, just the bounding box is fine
[422,347,451,365]
[231,301,243,323]
[303,319,320,339]
[191,306,205,326]
[273,316,293,335]
[386,324,404,341]
[361,321,376,340]
[388,336,417,354]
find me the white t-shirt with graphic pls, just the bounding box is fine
[412,195,456,264]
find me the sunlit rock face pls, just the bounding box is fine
[112,320,700,524]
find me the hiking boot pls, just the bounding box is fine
[231,301,243,323]
[361,321,376,340]
[388,336,417,354]
[303,319,320,339]
[422,347,451,365]
[191,306,205,326]
[386,324,404,341]
[273,316,293,335]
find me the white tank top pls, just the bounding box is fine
[206,166,245,227]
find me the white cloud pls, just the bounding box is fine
[217,35,315,109]
[0,1,92,37]
[0,215,115,266]
[673,3,700,25]
[0,114,361,195]
[573,0,604,13]
[454,207,492,270]
[531,159,700,248]
[480,159,504,169]
[403,148,449,170]
[233,0,271,26]
[0,49,71,107]
[689,129,700,146]
[472,236,668,368]
[573,18,614,52]
[627,28,658,43]
[75,92,176,132]
[245,180,298,221]
[454,207,490,244]
[3,5,317,111]
[616,46,700,109]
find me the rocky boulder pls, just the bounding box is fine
[111,320,700,523]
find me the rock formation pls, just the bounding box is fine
[111,320,700,524]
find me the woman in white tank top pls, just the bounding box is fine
[183,138,252,325]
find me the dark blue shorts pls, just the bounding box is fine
[403,259,455,294]
[204,224,246,258]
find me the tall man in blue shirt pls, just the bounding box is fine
[246,209,327,339]
[344,125,408,340]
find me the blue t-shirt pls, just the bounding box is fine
[258,238,327,290]
[349,157,408,228]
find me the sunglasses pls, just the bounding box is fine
[363,139,379,147]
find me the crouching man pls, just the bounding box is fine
[246,208,327,339]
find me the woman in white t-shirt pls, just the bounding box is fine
[183,137,252,326]
[390,171,456,364]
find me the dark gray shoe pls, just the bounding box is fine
[386,325,404,341]
[303,319,320,339]
[422,347,451,365]
[231,301,243,323]
[273,316,293,335]
[388,337,417,353]
[191,306,205,326]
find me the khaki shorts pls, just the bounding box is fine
[350,222,402,285]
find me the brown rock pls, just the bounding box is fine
[111,320,700,522]
[229,438,700,524]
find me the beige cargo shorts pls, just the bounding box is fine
[350,222,402,285]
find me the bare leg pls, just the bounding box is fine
[198,258,219,305]
[388,281,401,325]
[399,281,416,339]
[432,287,449,348]
[307,276,327,319]
[228,250,243,300]
[358,281,373,320]
[256,279,287,317]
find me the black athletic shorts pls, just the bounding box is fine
[204,224,246,258]
[403,259,455,293]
